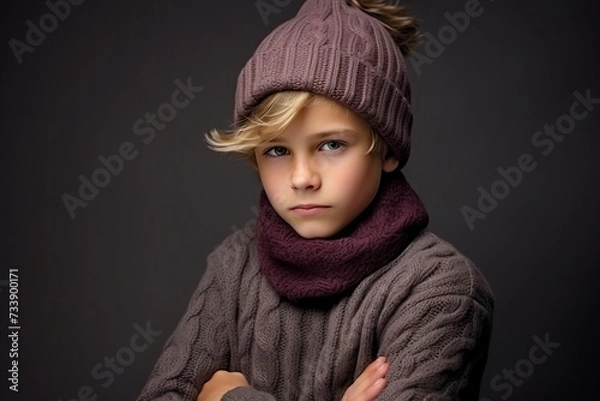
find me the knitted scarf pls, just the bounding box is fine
[256,171,429,304]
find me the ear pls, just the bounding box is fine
[381,148,400,173]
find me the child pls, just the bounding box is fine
[137,0,494,400]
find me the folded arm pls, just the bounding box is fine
[136,231,283,401]
[136,253,232,400]
[375,259,494,400]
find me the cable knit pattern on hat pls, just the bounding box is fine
[136,224,494,401]
[234,0,413,167]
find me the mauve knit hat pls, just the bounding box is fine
[234,0,414,168]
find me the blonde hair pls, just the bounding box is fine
[204,91,386,171]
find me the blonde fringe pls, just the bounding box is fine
[204,91,385,168]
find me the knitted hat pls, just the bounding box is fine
[234,0,413,168]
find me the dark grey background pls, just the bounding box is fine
[1,0,599,400]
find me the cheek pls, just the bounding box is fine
[258,166,286,204]
[256,159,274,187]
[331,161,379,200]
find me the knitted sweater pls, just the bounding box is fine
[136,223,494,401]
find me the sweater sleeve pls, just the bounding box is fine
[135,248,232,401]
[221,386,278,401]
[375,258,494,401]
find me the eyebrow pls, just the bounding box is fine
[265,129,359,143]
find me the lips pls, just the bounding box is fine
[291,204,330,210]
[291,204,330,216]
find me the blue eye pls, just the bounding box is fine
[262,141,346,158]
[321,141,345,151]
[264,146,288,157]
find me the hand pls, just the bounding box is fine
[342,356,389,401]
[197,370,250,401]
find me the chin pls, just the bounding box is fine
[288,220,344,239]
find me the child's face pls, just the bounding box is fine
[254,96,399,239]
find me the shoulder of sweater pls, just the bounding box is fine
[384,230,495,314]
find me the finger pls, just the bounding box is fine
[232,372,250,385]
[353,362,389,395]
[352,357,388,389]
[352,357,385,388]
[343,357,389,401]
[344,376,387,401]
[361,377,387,401]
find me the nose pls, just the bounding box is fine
[290,156,321,191]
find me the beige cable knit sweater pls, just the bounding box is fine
[136,223,494,400]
